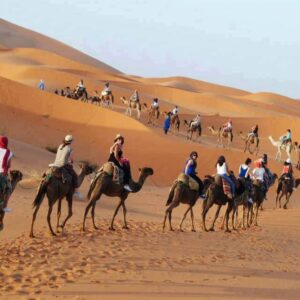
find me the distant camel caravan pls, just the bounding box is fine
[184,120,202,141]
[0,170,23,231]
[121,96,142,120]
[30,163,94,238]
[208,126,233,148]
[268,136,293,161]
[276,178,300,209]
[82,166,153,231]
[239,132,259,155]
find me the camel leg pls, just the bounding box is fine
[47,202,56,236]
[29,204,42,238]
[56,198,62,232]
[254,204,260,226]
[278,192,284,208]
[91,201,98,230]
[179,206,191,232]
[121,202,129,229]
[109,199,123,230]
[283,193,291,209]
[224,202,234,232]
[275,193,279,208]
[202,199,213,232]
[137,109,141,120]
[82,198,98,231]
[61,194,73,231]
[190,207,196,232]
[209,204,221,231]
[232,206,237,230]
[168,209,174,231]
[242,205,246,230]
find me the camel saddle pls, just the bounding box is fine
[177,173,199,191]
[94,162,124,185]
[214,174,233,199]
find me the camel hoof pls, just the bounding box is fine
[29,234,35,238]
[169,228,174,231]
[180,228,184,232]
[191,229,196,232]
[209,228,215,232]
[93,226,99,230]
[225,229,231,233]
[51,232,57,237]
[283,205,287,210]
[109,227,115,231]
[122,226,129,230]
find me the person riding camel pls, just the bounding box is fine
[76,79,85,93]
[184,151,204,198]
[252,159,265,186]
[108,134,132,192]
[222,119,233,134]
[248,124,259,139]
[190,114,201,128]
[101,82,111,96]
[280,129,292,146]
[130,90,139,102]
[260,153,274,197]
[0,136,13,213]
[151,98,159,109]
[238,158,253,203]
[172,106,179,116]
[279,158,296,191]
[53,135,78,191]
[216,155,235,199]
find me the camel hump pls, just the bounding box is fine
[177,173,199,192]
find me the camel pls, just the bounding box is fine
[82,167,153,231]
[121,96,141,120]
[100,93,114,108]
[239,132,259,155]
[184,120,201,141]
[276,178,300,209]
[202,175,235,232]
[163,176,213,232]
[208,126,233,148]
[170,114,180,134]
[222,179,252,230]
[268,136,293,161]
[147,106,160,126]
[0,170,23,231]
[29,163,94,238]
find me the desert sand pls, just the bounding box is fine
[0,19,300,300]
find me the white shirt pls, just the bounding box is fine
[53,144,72,167]
[252,167,265,182]
[217,163,227,175]
[172,108,178,115]
[193,115,201,123]
[0,148,13,173]
[152,102,159,108]
[226,122,232,129]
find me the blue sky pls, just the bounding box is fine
[2,0,300,98]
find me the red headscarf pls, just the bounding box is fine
[0,136,10,175]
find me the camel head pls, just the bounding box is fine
[138,167,154,177]
[9,170,23,183]
[78,161,97,175]
[295,178,300,188]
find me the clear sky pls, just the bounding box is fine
[2,0,300,98]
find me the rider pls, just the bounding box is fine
[0,136,13,213]
[248,124,259,139]
[172,105,179,116]
[76,79,85,93]
[151,98,159,109]
[222,119,233,134]
[280,158,296,191]
[252,159,265,185]
[261,153,274,197]
[53,135,78,190]
[184,151,204,197]
[190,114,201,128]
[280,129,292,146]
[216,155,235,199]
[108,134,132,192]
[130,89,139,102]
[101,82,111,96]
[238,158,253,203]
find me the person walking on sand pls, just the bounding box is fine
[38,79,45,91]
[163,112,171,134]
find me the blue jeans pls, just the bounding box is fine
[221,174,235,196]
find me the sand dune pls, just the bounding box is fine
[0,18,120,73]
